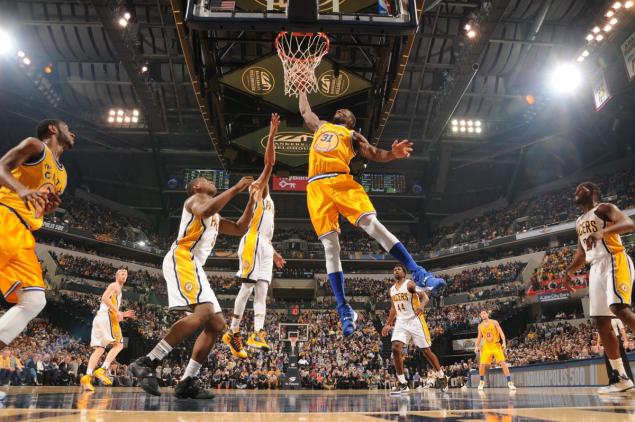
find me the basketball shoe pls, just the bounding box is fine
[80,374,95,392]
[175,376,215,399]
[390,383,410,395]
[246,330,270,351]
[477,380,485,390]
[222,331,248,358]
[413,266,446,294]
[337,303,357,336]
[129,356,161,396]
[93,367,113,386]
[598,371,634,394]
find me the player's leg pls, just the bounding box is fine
[596,315,633,392]
[478,349,490,390]
[609,253,635,329]
[175,307,224,399]
[307,179,357,335]
[223,280,254,358]
[0,290,46,350]
[390,341,409,394]
[95,342,123,386]
[247,280,270,350]
[334,177,445,292]
[81,346,105,391]
[498,359,516,390]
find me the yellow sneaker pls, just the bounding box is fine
[246,331,270,351]
[93,367,113,386]
[222,331,248,358]
[80,374,95,392]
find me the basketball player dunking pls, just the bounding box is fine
[0,120,73,359]
[382,264,448,395]
[81,267,136,391]
[223,113,286,358]
[565,181,635,393]
[129,176,261,399]
[475,310,516,390]
[299,93,445,336]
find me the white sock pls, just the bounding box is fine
[436,370,445,378]
[147,339,173,361]
[609,358,628,378]
[397,374,406,384]
[232,283,255,333]
[181,359,202,380]
[0,290,46,345]
[87,368,93,376]
[253,281,268,332]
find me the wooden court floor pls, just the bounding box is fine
[0,386,634,421]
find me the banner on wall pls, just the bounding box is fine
[453,338,477,352]
[273,176,309,192]
[593,73,611,111]
[621,30,635,81]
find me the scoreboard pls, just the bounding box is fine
[183,169,230,190]
[360,173,406,194]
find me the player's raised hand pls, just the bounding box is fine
[270,113,280,133]
[235,176,255,192]
[391,139,413,159]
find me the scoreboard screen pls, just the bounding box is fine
[360,173,406,194]
[183,169,230,190]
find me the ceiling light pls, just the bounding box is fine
[17,50,25,58]
[109,109,116,116]
[131,116,139,123]
[467,30,477,39]
[22,57,31,65]
[141,65,148,73]
[596,34,604,41]
[612,2,622,9]
[124,116,131,123]
[577,56,585,62]
[464,24,471,31]
[582,50,590,57]
[459,127,466,132]
[117,109,124,116]
[107,116,115,123]
[592,26,601,33]
[0,29,14,55]
[585,34,594,41]
[625,1,633,8]
[475,127,482,134]
[603,24,612,32]
[606,10,615,17]
[132,109,140,116]
[459,120,466,126]
[467,127,474,133]
[124,12,131,20]
[118,18,128,27]
[451,126,458,132]
[550,63,582,94]
[467,120,473,126]
[475,120,481,127]
[610,18,618,25]
[116,117,123,123]
[451,119,458,125]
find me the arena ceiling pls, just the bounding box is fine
[1,0,633,225]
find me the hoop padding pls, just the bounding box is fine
[275,32,330,98]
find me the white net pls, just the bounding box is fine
[275,32,330,98]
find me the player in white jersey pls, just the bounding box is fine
[565,181,635,394]
[129,175,261,399]
[224,114,287,357]
[382,264,448,395]
[80,267,135,391]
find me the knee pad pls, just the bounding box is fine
[357,214,398,251]
[320,231,342,273]
[253,281,268,314]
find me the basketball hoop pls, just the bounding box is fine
[288,331,299,355]
[275,32,330,98]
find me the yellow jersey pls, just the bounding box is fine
[308,122,356,178]
[480,320,501,346]
[0,143,67,230]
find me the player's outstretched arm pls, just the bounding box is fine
[299,92,322,132]
[218,184,261,236]
[475,324,482,353]
[381,289,396,337]
[353,132,413,163]
[596,203,635,237]
[494,320,506,349]
[188,176,253,219]
[253,113,279,197]
[0,137,48,210]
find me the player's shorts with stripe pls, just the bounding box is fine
[163,246,221,312]
[90,311,123,348]
[589,251,634,317]
[0,204,46,304]
[236,233,273,283]
[480,343,506,364]
[306,173,376,238]
[391,316,432,349]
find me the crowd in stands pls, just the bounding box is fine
[442,262,525,295]
[528,245,588,294]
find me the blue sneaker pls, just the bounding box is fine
[337,304,358,336]
[412,266,446,294]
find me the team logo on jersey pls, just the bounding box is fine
[241,67,275,95]
[619,282,630,293]
[317,70,351,97]
[313,132,340,152]
[242,260,251,270]
[184,282,194,292]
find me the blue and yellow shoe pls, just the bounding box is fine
[337,304,358,336]
[413,266,446,294]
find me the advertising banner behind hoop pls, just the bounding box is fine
[273,176,308,192]
[621,30,635,81]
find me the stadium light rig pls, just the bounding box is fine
[577,1,632,62]
[550,64,581,94]
[450,119,484,136]
[0,29,14,55]
[107,108,141,126]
